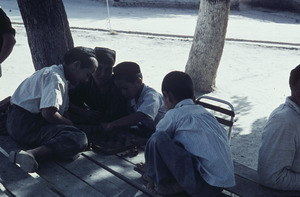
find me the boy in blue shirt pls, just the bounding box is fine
[99,61,165,137]
[7,47,98,173]
[145,71,235,196]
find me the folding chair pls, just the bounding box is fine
[195,95,235,143]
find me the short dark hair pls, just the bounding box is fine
[289,64,300,90]
[94,47,116,66]
[113,61,142,83]
[63,46,96,68]
[162,71,194,101]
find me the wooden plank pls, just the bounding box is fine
[117,148,146,166]
[233,161,259,182]
[56,152,148,197]
[0,184,9,197]
[0,152,59,197]
[38,160,106,197]
[0,135,22,155]
[82,151,154,197]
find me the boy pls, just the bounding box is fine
[0,7,16,77]
[69,47,128,124]
[144,71,235,196]
[258,65,300,190]
[7,47,98,173]
[100,61,165,137]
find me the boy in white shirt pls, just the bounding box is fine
[7,47,98,173]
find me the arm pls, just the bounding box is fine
[100,111,148,131]
[41,107,73,125]
[68,102,101,120]
[0,32,16,64]
[258,115,300,190]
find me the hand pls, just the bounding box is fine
[83,110,102,123]
[99,122,113,132]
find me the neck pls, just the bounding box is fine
[290,96,300,107]
[62,64,70,80]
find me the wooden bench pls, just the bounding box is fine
[0,135,157,197]
[196,96,300,197]
[224,161,300,197]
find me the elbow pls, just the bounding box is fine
[41,110,51,121]
[4,33,16,47]
[41,108,56,122]
[258,167,298,191]
[11,36,16,47]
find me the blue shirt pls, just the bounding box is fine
[130,84,165,125]
[156,99,235,187]
[11,64,69,115]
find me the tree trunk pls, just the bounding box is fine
[185,0,230,93]
[17,0,74,70]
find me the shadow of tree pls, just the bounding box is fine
[229,95,268,170]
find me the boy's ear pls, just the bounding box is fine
[70,61,81,71]
[295,90,300,101]
[136,77,143,85]
[163,91,175,102]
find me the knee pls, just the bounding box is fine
[147,131,171,150]
[75,131,88,152]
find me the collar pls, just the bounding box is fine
[174,98,194,109]
[286,97,300,116]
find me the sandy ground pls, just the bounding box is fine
[1,0,300,170]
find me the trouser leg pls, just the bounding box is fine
[145,131,222,196]
[40,124,88,159]
[7,105,88,160]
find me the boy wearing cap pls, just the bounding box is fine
[258,64,300,191]
[7,47,98,173]
[100,61,165,137]
[69,47,128,124]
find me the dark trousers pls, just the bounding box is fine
[145,131,223,197]
[6,105,88,160]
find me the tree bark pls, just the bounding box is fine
[17,0,74,70]
[185,0,230,93]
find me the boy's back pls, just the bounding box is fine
[145,71,235,196]
[155,98,234,187]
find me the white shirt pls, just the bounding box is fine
[258,97,300,190]
[156,99,236,187]
[130,84,165,125]
[11,64,69,115]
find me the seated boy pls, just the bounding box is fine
[258,65,300,191]
[100,61,165,137]
[7,47,98,173]
[68,47,128,124]
[144,71,235,196]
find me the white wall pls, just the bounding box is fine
[111,0,240,10]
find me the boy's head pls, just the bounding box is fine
[289,64,300,91]
[289,64,300,104]
[162,71,194,110]
[113,61,143,99]
[63,46,98,86]
[93,47,116,84]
